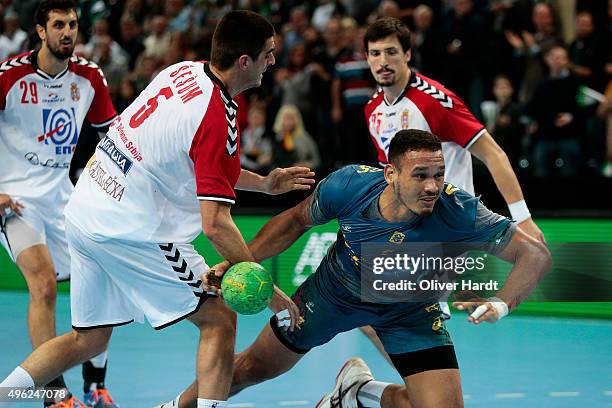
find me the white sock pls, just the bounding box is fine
[357,380,390,408]
[0,366,35,389]
[197,398,227,408]
[89,350,108,368]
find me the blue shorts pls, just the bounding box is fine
[271,261,453,355]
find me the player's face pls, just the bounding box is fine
[366,35,410,87]
[38,10,78,60]
[386,150,445,217]
[249,37,276,88]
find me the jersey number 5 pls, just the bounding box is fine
[129,87,174,128]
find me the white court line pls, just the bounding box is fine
[278,401,310,406]
[229,404,256,407]
[495,393,526,399]
[549,391,580,397]
[604,390,612,396]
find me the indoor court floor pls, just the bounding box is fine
[1,292,611,407]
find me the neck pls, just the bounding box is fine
[209,64,244,97]
[378,186,416,222]
[37,46,69,76]
[384,66,411,104]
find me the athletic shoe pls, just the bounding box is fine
[315,357,374,408]
[84,388,118,407]
[46,395,89,408]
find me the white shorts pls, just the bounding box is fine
[66,221,211,330]
[0,205,71,281]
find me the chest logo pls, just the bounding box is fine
[70,82,80,101]
[38,108,79,155]
[389,231,405,244]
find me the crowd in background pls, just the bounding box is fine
[1,0,611,179]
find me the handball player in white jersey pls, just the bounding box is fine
[0,10,313,408]
[0,1,118,406]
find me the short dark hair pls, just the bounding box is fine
[388,129,441,167]
[35,0,77,28]
[363,17,411,53]
[211,10,275,71]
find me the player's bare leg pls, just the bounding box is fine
[16,244,57,348]
[187,297,237,402]
[172,323,304,408]
[10,327,112,386]
[398,369,462,408]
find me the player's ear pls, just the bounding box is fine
[384,163,396,184]
[35,24,46,42]
[237,55,250,70]
[405,48,411,64]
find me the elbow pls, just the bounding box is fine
[534,241,552,277]
[202,219,222,244]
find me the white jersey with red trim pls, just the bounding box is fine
[0,51,116,207]
[65,61,241,244]
[365,72,485,194]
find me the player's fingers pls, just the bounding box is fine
[11,201,23,215]
[469,303,491,324]
[473,306,499,324]
[288,301,300,332]
[292,184,312,191]
[285,166,312,174]
[295,177,316,184]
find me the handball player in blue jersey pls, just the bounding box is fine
[161,129,550,408]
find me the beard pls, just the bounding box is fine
[48,41,75,60]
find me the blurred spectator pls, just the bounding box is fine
[83,18,129,68]
[311,0,342,32]
[568,10,607,91]
[133,54,159,93]
[525,46,583,177]
[282,6,310,51]
[91,34,129,95]
[442,0,490,119]
[144,15,172,61]
[331,19,376,165]
[118,15,145,70]
[241,105,274,173]
[367,0,401,24]
[0,12,26,61]
[480,74,526,170]
[410,4,445,79]
[599,81,612,177]
[122,0,147,24]
[506,2,564,103]
[114,77,138,114]
[272,105,321,170]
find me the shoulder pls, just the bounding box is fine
[365,89,384,115]
[406,72,455,111]
[68,55,108,86]
[434,183,480,229]
[0,51,34,84]
[320,165,385,201]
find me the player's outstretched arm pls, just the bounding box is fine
[248,195,314,262]
[453,228,551,324]
[469,132,546,243]
[236,167,315,195]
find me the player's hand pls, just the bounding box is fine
[263,167,315,195]
[452,292,508,324]
[0,193,23,216]
[202,261,230,295]
[518,218,546,244]
[268,285,300,332]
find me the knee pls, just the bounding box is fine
[26,267,57,305]
[234,352,282,383]
[72,329,111,358]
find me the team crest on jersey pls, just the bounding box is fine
[389,231,405,244]
[401,110,409,129]
[70,82,80,101]
[38,108,79,155]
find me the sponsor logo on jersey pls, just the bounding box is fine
[87,159,126,202]
[97,136,133,175]
[70,82,80,101]
[42,92,65,104]
[43,83,62,89]
[38,108,79,155]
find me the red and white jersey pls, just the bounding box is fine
[365,72,485,194]
[65,61,241,244]
[0,51,116,208]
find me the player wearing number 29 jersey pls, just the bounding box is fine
[66,61,240,244]
[0,50,116,210]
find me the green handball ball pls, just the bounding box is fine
[221,262,274,315]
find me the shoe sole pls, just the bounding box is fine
[315,357,367,408]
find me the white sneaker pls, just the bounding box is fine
[315,357,374,408]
